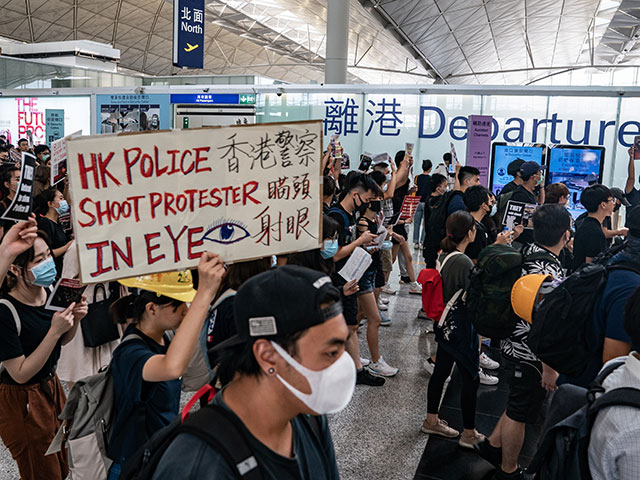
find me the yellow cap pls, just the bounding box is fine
[511,274,551,324]
[118,271,196,303]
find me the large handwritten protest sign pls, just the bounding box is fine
[67,121,323,283]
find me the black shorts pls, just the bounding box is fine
[333,274,358,326]
[503,356,547,424]
[375,265,385,288]
[392,223,408,245]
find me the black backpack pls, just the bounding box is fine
[527,257,640,377]
[466,244,548,339]
[527,360,640,480]
[494,190,516,227]
[120,386,322,480]
[428,191,462,243]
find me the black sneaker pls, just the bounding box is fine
[399,276,411,284]
[356,368,385,386]
[474,439,502,467]
[492,467,524,480]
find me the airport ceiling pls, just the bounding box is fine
[1,0,640,84]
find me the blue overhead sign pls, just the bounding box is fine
[170,93,241,104]
[173,0,205,69]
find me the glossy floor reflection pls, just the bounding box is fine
[414,349,543,480]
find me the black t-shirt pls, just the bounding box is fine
[0,293,61,384]
[510,185,537,245]
[392,180,409,215]
[0,197,17,234]
[37,216,69,275]
[152,392,340,480]
[499,181,518,197]
[327,204,355,272]
[416,174,431,202]
[466,220,488,261]
[573,216,607,270]
[206,292,236,353]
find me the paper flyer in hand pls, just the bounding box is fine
[338,247,372,283]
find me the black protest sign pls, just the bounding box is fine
[1,152,35,222]
[502,200,537,230]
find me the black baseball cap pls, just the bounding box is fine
[626,205,640,238]
[212,265,342,352]
[520,161,543,179]
[610,187,631,207]
[507,158,525,177]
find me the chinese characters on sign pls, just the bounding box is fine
[66,121,322,283]
[173,0,205,68]
[466,115,493,187]
[323,97,404,137]
[45,109,65,145]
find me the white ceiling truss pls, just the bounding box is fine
[0,0,639,84]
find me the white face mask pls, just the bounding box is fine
[270,341,356,415]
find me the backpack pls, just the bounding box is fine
[120,384,323,480]
[466,244,548,339]
[527,360,640,480]
[428,191,462,243]
[416,251,462,322]
[527,259,640,377]
[0,299,20,374]
[46,333,144,480]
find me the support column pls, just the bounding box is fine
[325,0,349,84]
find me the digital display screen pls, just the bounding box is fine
[547,146,605,219]
[490,144,544,196]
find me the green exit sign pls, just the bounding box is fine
[239,94,256,105]
[183,117,189,129]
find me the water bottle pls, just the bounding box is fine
[503,227,513,247]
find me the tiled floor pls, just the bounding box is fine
[0,248,542,480]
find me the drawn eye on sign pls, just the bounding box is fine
[202,219,251,245]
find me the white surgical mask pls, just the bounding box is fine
[490,204,497,217]
[271,341,356,415]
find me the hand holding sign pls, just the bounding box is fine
[196,252,225,296]
[1,214,38,258]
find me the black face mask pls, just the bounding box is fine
[369,200,382,213]
[354,194,368,215]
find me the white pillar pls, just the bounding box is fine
[325,0,349,84]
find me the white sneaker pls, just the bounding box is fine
[381,284,396,295]
[377,299,388,311]
[379,297,390,305]
[409,282,422,295]
[479,368,499,386]
[368,357,399,377]
[360,357,370,367]
[479,352,500,370]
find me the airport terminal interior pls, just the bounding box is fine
[1,1,640,479]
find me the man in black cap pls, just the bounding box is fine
[498,158,525,197]
[506,161,544,246]
[563,205,640,388]
[153,265,351,479]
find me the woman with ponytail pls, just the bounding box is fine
[106,253,225,479]
[421,211,485,448]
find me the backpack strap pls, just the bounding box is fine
[327,207,350,231]
[436,251,462,273]
[177,404,265,479]
[589,387,640,415]
[301,414,322,442]
[0,298,21,374]
[0,298,20,335]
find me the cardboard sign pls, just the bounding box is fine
[51,130,81,186]
[67,121,323,283]
[399,195,421,220]
[502,200,537,229]
[1,152,35,222]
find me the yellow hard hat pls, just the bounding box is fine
[118,270,196,303]
[511,274,551,324]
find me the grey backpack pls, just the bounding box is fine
[47,334,142,480]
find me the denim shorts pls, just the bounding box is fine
[358,268,376,295]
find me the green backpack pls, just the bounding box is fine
[466,244,548,339]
